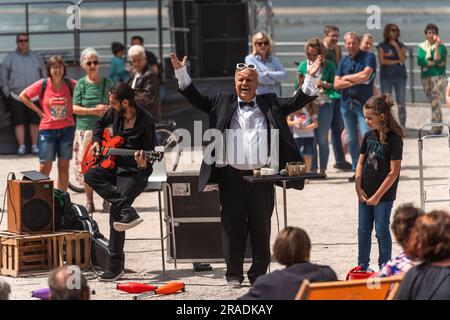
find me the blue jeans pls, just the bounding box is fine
[38,126,75,163]
[330,99,346,165]
[341,100,370,171]
[295,137,314,156]
[358,201,393,269]
[380,77,406,127]
[312,102,334,171]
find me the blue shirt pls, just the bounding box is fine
[336,50,376,107]
[109,56,130,84]
[245,54,286,96]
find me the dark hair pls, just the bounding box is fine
[304,37,327,66]
[273,227,311,267]
[111,42,125,56]
[323,25,339,36]
[424,23,439,35]
[109,82,136,104]
[48,266,89,300]
[131,35,144,44]
[405,210,450,263]
[383,23,400,42]
[391,204,424,249]
[16,33,28,42]
[46,55,67,78]
[363,94,405,144]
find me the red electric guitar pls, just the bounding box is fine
[81,129,164,174]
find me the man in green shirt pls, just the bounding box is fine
[417,23,448,134]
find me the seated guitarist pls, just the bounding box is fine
[84,82,156,281]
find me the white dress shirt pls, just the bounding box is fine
[174,66,318,170]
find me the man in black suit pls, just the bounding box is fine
[170,53,321,287]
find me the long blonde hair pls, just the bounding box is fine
[364,94,405,144]
[251,31,273,56]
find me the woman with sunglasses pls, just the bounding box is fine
[377,24,407,128]
[72,47,113,213]
[296,38,340,177]
[245,31,286,96]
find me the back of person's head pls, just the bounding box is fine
[405,210,450,263]
[273,227,311,267]
[48,265,90,300]
[0,279,11,300]
[111,42,125,56]
[391,203,424,250]
[364,94,405,143]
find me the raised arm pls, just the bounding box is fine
[170,53,215,114]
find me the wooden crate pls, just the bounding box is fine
[0,231,91,277]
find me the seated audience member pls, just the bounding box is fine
[48,265,90,300]
[0,279,11,300]
[378,203,423,277]
[239,227,337,300]
[396,210,450,300]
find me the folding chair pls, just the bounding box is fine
[295,275,403,300]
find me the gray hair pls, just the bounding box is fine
[344,31,360,43]
[0,279,11,300]
[80,47,100,66]
[128,45,146,59]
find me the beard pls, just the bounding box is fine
[116,105,126,116]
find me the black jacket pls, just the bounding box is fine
[239,262,337,300]
[92,106,156,174]
[179,83,317,191]
[128,64,161,120]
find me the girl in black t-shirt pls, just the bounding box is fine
[355,94,404,271]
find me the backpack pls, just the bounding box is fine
[40,77,73,99]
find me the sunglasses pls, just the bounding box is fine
[86,60,99,67]
[256,40,269,46]
[18,39,29,43]
[236,63,256,70]
[390,28,399,32]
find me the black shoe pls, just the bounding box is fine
[113,212,144,232]
[334,161,353,171]
[193,263,213,272]
[99,268,124,282]
[348,174,356,182]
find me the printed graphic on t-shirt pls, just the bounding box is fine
[49,97,69,120]
[365,140,384,171]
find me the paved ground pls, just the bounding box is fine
[0,104,449,300]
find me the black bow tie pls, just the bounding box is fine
[239,101,255,109]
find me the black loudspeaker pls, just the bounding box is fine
[171,0,249,77]
[7,179,54,233]
[164,171,251,262]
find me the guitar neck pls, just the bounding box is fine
[107,148,162,163]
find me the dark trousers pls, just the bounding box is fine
[218,166,274,284]
[330,99,346,164]
[84,166,149,267]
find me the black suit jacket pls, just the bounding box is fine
[180,83,317,192]
[238,262,337,300]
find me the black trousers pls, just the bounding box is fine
[218,166,274,284]
[84,166,149,266]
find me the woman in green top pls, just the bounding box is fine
[417,23,448,134]
[296,38,340,176]
[73,47,113,213]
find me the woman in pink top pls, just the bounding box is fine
[19,55,76,191]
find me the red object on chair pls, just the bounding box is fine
[346,266,375,281]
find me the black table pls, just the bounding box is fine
[243,173,325,228]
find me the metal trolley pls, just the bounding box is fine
[418,121,450,211]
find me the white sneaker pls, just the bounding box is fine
[17,145,26,155]
[31,144,39,155]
